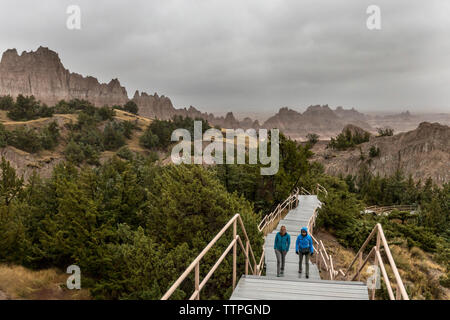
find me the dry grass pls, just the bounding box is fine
[314,230,356,279]
[314,230,449,300]
[0,264,90,300]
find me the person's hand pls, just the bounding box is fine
[296,251,299,255]
[310,252,314,257]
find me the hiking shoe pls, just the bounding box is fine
[306,275,309,279]
[298,270,302,274]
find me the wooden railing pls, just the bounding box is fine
[365,205,417,215]
[258,183,328,236]
[343,223,409,300]
[300,187,311,195]
[307,205,343,280]
[258,188,300,236]
[161,214,261,300]
[307,186,408,299]
[316,183,328,197]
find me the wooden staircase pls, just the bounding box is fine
[230,195,369,300]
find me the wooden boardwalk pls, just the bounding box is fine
[231,195,369,300]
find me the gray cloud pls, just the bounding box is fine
[0,0,449,116]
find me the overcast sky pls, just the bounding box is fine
[0,0,449,116]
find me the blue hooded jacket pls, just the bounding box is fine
[295,227,314,254]
[274,231,291,252]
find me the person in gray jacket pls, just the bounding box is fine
[274,226,291,277]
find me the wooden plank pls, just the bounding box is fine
[231,288,369,300]
[244,275,367,286]
[235,284,369,297]
[241,278,368,292]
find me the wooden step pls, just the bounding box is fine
[230,276,369,300]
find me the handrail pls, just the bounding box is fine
[343,223,409,300]
[316,183,328,196]
[300,187,311,195]
[161,213,260,300]
[306,187,342,281]
[258,188,300,235]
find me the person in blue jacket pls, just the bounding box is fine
[274,226,290,277]
[295,227,314,278]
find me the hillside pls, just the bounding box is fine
[0,107,152,180]
[311,122,450,184]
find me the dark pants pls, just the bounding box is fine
[299,252,310,276]
[275,249,287,275]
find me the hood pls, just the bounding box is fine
[301,227,308,235]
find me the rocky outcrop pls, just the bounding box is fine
[0,47,129,106]
[0,47,259,129]
[341,124,371,137]
[263,105,373,140]
[132,90,177,119]
[312,122,450,185]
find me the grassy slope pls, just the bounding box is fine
[0,109,155,179]
[0,264,90,300]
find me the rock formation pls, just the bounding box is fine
[0,47,129,107]
[1,46,448,137]
[0,46,256,128]
[311,122,450,185]
[263,105,373,140]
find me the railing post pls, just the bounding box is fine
[371,232,381,300]
[330,255,334,280]
[195,262,200,300]
[318,250,322,270]
[357,251,363,281]
[245,240,249,276]
[396,286,402,300]
[232,219,237,291]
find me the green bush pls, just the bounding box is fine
[117,146,134,160]
[0,124,8,148]
[369,146,380,158]
[139,129,160,149]
[39,122,60,150]
[0,95,14,110]
[140,116,211,150]
[64,140,85,164]
[103,122,126,151]
[7,95,54,121]
[97,106,116,121]
[306,133,319,145]
[328,129,370,150]
[7,127,42,153]
[123,101,139,114]
[377,127,394,137]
